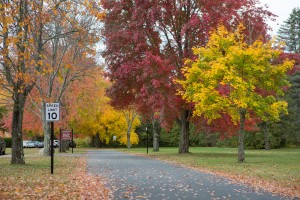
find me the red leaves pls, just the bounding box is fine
[216,84,231,97]
[192,112,260,138]
[103,0,275,129]
[152,79,161,88]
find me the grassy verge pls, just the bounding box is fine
[4,147,87,155]
[120,147,300,198]
[0,148,110,200]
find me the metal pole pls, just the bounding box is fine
[59,128,62,153]
[146,127,148,154]
[72,128,74,154]
[51,122,54,174]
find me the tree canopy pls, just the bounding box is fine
[179,25,294,161]
[102,0,274,153]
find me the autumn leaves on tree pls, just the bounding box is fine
[179,25,293,162]
[0,0,104,164]
[102,0,276,155]
[0,0,298,164]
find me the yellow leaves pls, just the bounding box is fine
[178,24,293,124]
[233,98,248,109]
[269,101,288,121]
[69,74,140,146]
[119,132,139,145]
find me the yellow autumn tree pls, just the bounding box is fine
[100,107,140,146]
[179,25,294,162]
[67,71,140,146]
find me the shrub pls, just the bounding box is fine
[4,138,12,148]
[74,137,91,148]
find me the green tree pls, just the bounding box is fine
[278,8,300,53]
[268,70,300,147]
[179,25,294,162]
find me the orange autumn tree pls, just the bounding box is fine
[28,1,104,156]
[0,0,105,163]
[66,71,139,147]
[0,1,53,164]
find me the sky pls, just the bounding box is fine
[259,0,300,36]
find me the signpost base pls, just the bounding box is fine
[51,122,54,174]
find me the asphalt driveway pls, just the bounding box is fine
[87,150,290,200]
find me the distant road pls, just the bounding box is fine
[87,150,290,200]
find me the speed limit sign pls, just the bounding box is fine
[45,103,60,122]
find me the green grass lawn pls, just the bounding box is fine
[4,147,86,155]
[120,147,300,196]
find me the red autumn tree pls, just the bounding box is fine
[102,0,274,153]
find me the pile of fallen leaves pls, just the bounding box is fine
[0,155,111,200]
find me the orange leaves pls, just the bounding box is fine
[96,12,106,20]
[81,0,106,20]
[14,72,34,85]
[0,156,111,200]
[65,63,73,70]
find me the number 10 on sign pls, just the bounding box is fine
[45,103,60,122]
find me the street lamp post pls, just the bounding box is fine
[146,126,148,154]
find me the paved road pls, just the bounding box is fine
[87,150,290,200]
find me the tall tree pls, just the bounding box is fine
[267,53,300,147]
[27,1,102,156]
[0,0,104,163]
[278,8,300,53]
[102,0,274,153]
[67,71,140,147]
[179,25,293,162]
[0,0,48,164]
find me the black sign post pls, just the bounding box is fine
[50,122,54,174]
[45,103,60,175]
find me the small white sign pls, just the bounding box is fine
[45,103,60,122]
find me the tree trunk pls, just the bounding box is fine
[122,108,137,149]
[11,92,26,164]
[238,109,246,163]
[126,123,132,149]
[152,119,161,152]
[179,109,190,154]
[91,136,95,147]
[42,102,51,156]
[263,121,270,150]
[126,127,131,149]
[94,132,101,148]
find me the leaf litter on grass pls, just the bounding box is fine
[127,150,300,199]
[0,156,111,200]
